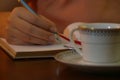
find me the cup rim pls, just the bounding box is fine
[78,23,120,31]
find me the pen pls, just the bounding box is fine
[18,0,37,15]
[18,0,81,45]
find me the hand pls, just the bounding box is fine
[6,7,57,45]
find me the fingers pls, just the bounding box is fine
[6,7,57,45]
[7,27,54,45]
[10,7,57,32]
[8,14,55,41]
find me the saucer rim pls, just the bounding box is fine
[54,50,120,67]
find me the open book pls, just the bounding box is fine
[0,38,69,59]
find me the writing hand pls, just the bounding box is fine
[6,7,57,45]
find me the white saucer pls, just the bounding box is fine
[54,50,120,72]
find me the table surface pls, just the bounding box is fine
[0,49,120,80]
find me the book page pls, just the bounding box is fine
[0,38,68,52]
[9,43,68,52]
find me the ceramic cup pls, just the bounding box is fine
[69,23,120,63]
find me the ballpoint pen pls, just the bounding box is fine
[18,0,81,45]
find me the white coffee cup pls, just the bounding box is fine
[69,23,120,63]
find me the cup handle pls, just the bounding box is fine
[69,27,82,56]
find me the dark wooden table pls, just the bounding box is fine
[0,49,120,80]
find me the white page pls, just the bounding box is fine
[9,44,68,52]
[0,38,70,52]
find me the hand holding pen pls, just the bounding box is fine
[19,0,81,45]
[6,0,81,45]
[6,1,57,45]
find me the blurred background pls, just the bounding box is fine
[0,0,20,11]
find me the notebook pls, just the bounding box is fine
[0,38,69,59]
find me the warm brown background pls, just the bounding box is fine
[0,0,20,11]
[0,0,20,37]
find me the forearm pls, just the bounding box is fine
[0,12,10,38]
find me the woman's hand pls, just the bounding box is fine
[6,7,57,45]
